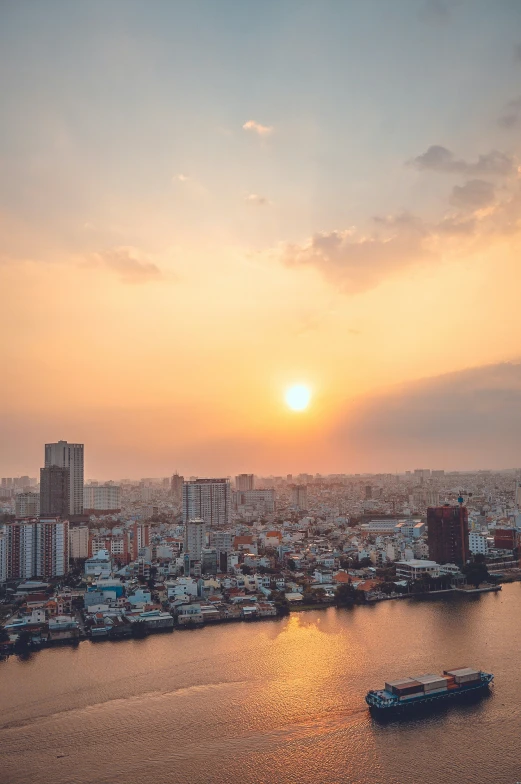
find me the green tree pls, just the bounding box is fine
[241,564,252,575]
[287,559,296,571]
[0,626,9,643]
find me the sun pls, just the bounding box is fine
[285,384,311,411]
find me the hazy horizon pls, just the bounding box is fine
[2,1,521,478]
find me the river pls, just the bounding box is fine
[0,585,519,784]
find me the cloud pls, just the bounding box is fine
[498,97,521,129]
[278,176,521,294]
[172,172,208,197]
[450,179,496,209]
[244,193,270,206]
[410,145,515,176]
[334,362,521,470]
[282,214,430,294]
[88,246,162,283]
[420,0,451,24]
[242,120,273,136]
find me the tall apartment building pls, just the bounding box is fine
[171,473,184,503]
[182,478,231,527]
[234,489,276,513]
[1,518,69,581]
[235,474,254,491]
[131,523,151,560]
[515,480,521,509]
[15,492,40,518]
[45,441,84,515]
[83,485,121,513]
[427,505,469,566]
[40,466,70,517]
[0,530,6,584]
[184,518,208,561]
[69,526,89,559]
[291,485,308,511]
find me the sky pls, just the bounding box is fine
[1,0,521,479]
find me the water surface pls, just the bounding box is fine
[1,586,519,784]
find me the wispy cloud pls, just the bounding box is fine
[244,193,270,206]
[498,97,521,129]
[172,172,208,197]
[242,119,273,136]
[410,145,515,176]
[87,246,162,283]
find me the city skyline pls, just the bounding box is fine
[2,1,521,477]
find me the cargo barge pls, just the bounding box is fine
[366,667,493,713]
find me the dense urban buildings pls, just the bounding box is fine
[182,478,232,527]
[44,441,84,516]
[427,505,469,565]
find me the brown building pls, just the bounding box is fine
[427,505,469,565]
[40,466,70,517]
[494,528,518,551]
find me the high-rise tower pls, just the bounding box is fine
[182,478,231,527]
[44,441,84,515]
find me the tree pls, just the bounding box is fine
[131,620,148,639]
[335,581,357,607]
[463,561,490,589]
[287,559,296,571]
[241,564,252,575]
[0,626,9,643]
[271,591,290,617]
[14,630,32,652]
[380,582,396,595]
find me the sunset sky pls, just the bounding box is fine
[2,0,521,478]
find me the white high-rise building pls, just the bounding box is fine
[184,518,208,561]
[469,531,489,556]
[45,441,84,516]
[183,478,231,527]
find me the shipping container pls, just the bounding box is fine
[454,673,480,684]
